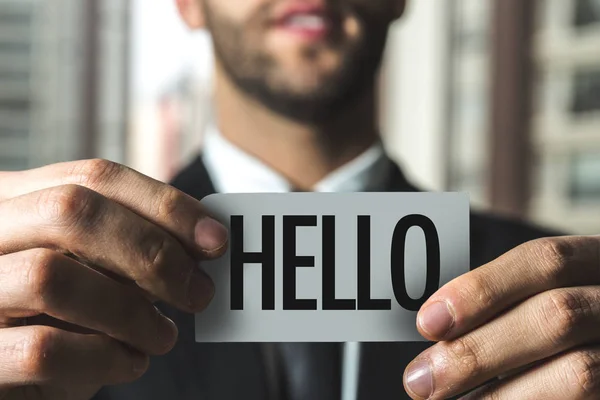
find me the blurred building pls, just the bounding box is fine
[446,0,493,207]
[531,0,600,233]
[382,1,452,193]
[450,0,600,234]
[389,0,600,233]
[383,0,494,208]
[0,0,36,171]
[6,0,592,233]
[0,0,131,171]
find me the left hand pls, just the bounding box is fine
[403,236,600,399]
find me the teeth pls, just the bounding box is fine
[286,15,325,29]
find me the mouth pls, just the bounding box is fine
[271,3,332,40]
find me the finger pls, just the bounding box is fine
[404,286,600,400]
[0,326,149,389]
[0,249,178,355]
[0,159,228,258]
[459,346,600,400]
[417,236,600,341]
[0,186,215,313]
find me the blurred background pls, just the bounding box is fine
[0,0,599,233]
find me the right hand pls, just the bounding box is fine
[0,159,228,400]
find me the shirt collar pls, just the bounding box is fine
[202,125,391,194]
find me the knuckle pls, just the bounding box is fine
[37,185,102,229]
[68,159,125,189]
[564,350,600,398]
[154,188,185,220]
[23,249,62,305]
[531,238,574,279]
[446,336,484,380]
[456,273,497,311]
[18,327,60,381]
[136,234,175,281]
[541,290,590,343]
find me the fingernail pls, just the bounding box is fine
[195,217,228,253]
[419,301,455,338]
[156,310,178,350]
[187,271,215,311]
[405,359,433,399]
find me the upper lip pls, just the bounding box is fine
[271,1,330,24]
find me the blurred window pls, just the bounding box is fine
[574,0,600,28]
[0,42,31,55]
[0,13,31,25]
[0,3,34,35]
[446,0,492,207]
[0,1,34,172]
[571,68,600,114]
[569,152,600,204]
[0,70,29,82]
[0,99,30,113]
[531,0,600,233]
[0,127,28,139]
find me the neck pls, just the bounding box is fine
[213,68,380,190]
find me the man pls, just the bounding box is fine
[0,0,599,399]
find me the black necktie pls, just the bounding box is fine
[267,187,341,400]
[276,342,342,400]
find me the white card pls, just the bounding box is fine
[195,193,469,342]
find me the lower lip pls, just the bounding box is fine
[272,23,330,41]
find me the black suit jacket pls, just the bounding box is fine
[94,156,558,400]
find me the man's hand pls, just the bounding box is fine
[403,236,600,399]
[0,159,228,400]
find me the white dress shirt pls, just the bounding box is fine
[202,125,390,194]
[202,126,392,400]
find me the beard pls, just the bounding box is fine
[203,0,391,124]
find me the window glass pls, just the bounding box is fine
[0,127,28,139]
[569,152,600,204]
[574,0,600,28]
[0,99,31,114]
[571,68,600,114]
